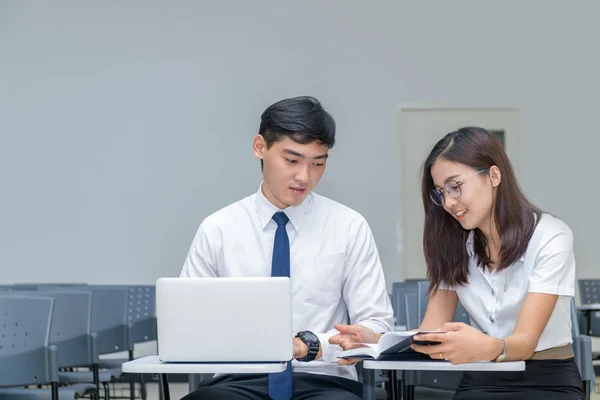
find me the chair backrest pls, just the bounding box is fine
[578,279,600,304]
[416,281,430,322]
[454,302,470,324]
[127,285,157,345]
[570,298,583,369]
[0,295,58,387]
[93,285,157,348]
[88,286,129,354]
[12,283,88,287]
[578,279,600,336]
[25,285,129,357]
[9,285,129,356]
[571,297,582,337]
[404,292,419,330]
[10,283,88,293]
[3,290,93,368]
[570,297,595,382]
[391,281,421,328]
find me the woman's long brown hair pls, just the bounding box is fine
[422,127,541,292]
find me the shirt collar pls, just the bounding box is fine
[466,230,475,258]
[465,230,526,262]
[255,182,312,231]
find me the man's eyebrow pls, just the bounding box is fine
[282,149,328,160]
[282,149,304,158]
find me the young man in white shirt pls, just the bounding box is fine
[180,96,393,400]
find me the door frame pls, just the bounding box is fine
[396,105,521,281]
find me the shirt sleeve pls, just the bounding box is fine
[180,218,221,278]
[319,215,394,362]
[528,224,576,297]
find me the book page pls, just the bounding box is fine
[337,343,380,359]
[344,342,380,352]
[378,331,416,351]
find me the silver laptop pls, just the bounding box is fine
[156,277,293,363]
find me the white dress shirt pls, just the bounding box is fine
[180,183,394,381]
[442,213,575,351]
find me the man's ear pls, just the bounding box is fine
[253,134,267,160]
[489,165,502,188]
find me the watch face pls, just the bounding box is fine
[302,331,318,342]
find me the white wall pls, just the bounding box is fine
[1,1,598,290]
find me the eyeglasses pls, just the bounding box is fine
[429,169,488,207]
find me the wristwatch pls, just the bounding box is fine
[295,331,320,362]
[494,338,507,362]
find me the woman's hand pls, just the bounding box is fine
[411,322,503,364]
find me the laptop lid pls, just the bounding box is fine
[156,277,293,363]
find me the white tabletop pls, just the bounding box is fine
[577,303,600,311]
[363,360,525,371]
[122,356,288,374]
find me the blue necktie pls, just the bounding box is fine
[268,211,292,400]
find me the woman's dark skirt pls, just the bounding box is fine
[454,358,586,399]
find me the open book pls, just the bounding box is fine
[338,331,443,361]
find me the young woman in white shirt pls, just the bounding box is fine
[331,127,585,399]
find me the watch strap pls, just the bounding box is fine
[295,331,320,362]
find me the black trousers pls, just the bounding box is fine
[181,372,363,400]
[454,358,586,399]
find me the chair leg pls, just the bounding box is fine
[407,385,415,400]
[140,373,147,400]
[129,375,136,400]
[103,381,111,400]
[129,350,135,400]
[399,373,407,400]
[92,363,101,399]
[51,382,59,400]
[583,380,591,400]
[158,375,165,400]
[388,370,398,400]
[160,373,171,400]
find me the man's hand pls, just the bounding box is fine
[329,324,380,366]
[293,337,308,360]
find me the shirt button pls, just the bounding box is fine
[490,316,495,323]
[491,288,495,295]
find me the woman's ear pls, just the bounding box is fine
[489,165,502,188]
